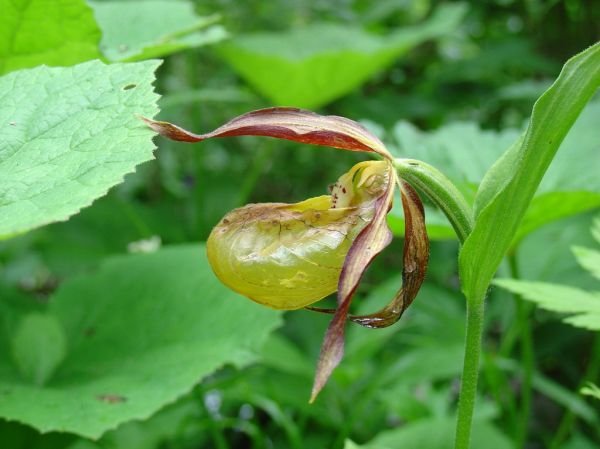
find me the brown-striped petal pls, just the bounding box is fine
[309,178,429,401]
[310,164,396,402]
[140,107,392,159]
[348,180,429,328]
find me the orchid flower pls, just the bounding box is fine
[141,107,429,401]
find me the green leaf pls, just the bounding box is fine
[581,382,600,401]
[65,395,201,449]
[0,0,101,75]
[539,101,600,193]
[11,313,67,386]
[344,416,512,449]
[0,60,161,239]
[391,101,600,242]
[516,213,598,287]
[392,120,519,192]
[493,279,600,331]
[390,121,515,240]
[573,245,600,281]
[512,192,600,246]
[502,221,600,330]
[89,0,227,62]
[216,4,465,109]
[260,333,314,378]
[0,244,282,438]
[459,42,600,302]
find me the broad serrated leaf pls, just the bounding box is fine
[216,4,465,109]
[459,42,600,302]
[0,0,101,75]
[0,244,282,438]
[0,60,161,239]
[493,279,600,331]
[89,0,227,62]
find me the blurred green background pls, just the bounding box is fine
[1,0,599,448]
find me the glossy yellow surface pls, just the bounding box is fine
[207,161,389,309]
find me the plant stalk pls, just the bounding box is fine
[454,290,486,449]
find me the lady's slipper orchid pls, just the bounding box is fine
[207,160,391,310]
[141,108,429,401]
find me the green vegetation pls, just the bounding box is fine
[0,1,599,448]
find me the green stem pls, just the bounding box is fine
[393,158,474,243]
[454,291,486,449]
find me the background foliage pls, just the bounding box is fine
[0,0,599,448]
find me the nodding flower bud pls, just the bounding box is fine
[207,161,390,310]
[141,107,429,401]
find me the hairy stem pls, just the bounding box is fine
[454,290,486,449]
